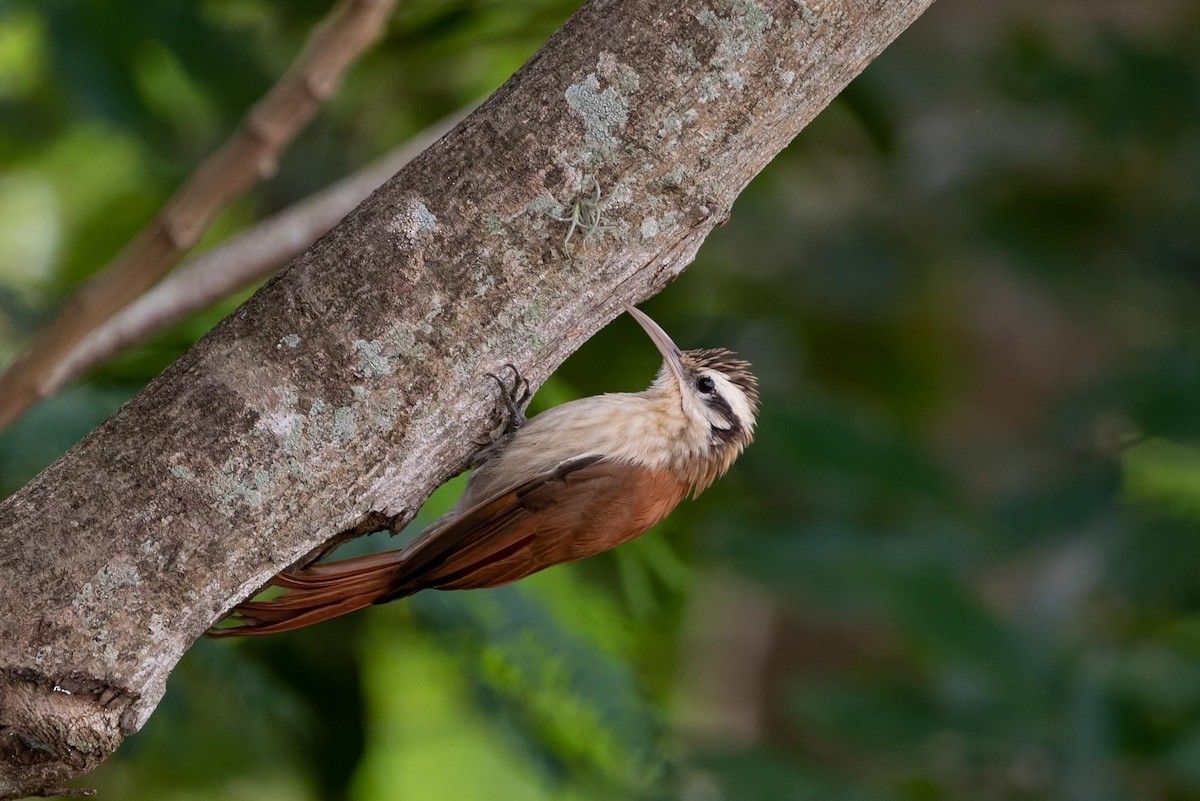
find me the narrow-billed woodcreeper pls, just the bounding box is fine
[213,305,758,636]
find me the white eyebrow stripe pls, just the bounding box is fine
[704,371,755,432]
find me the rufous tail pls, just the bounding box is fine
[208,550,408,637]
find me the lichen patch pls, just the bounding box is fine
[694,0,774,101]
[388,196,438,241]
[565,73,629,159]
[353,339,394,378]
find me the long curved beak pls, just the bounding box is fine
[624,304,687,384]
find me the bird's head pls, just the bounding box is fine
[625,305,759,479]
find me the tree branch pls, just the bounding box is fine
[49,107,471,393]
[0,0,935,796]
[0,0,398,432]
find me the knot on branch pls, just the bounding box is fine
[0,670,132,800]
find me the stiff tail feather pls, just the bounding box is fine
[208,549,408,637]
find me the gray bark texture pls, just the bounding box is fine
[0,0,933,795]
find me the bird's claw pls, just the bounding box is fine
[486,363,531,435]
[473,364,532,461]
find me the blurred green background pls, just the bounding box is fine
[3,0,1200,799]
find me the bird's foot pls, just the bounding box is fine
[489,363,531,435]
[473,364,531,464]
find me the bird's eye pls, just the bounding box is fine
[696,376,716,394]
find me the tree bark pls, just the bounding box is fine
[0,0,934,795]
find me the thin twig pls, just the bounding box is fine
[0,0,398,430]
[50,107,470,392]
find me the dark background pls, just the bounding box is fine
[2,1,1200,798]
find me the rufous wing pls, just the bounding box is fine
[210,455,687,637]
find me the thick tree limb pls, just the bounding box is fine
[0,0,398,432]
[0,0,934,796]
[49,107,471,394]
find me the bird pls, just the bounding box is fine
[210,304,758,636]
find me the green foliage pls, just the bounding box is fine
[4,1,1200,799]
[1124,439,1200,522]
